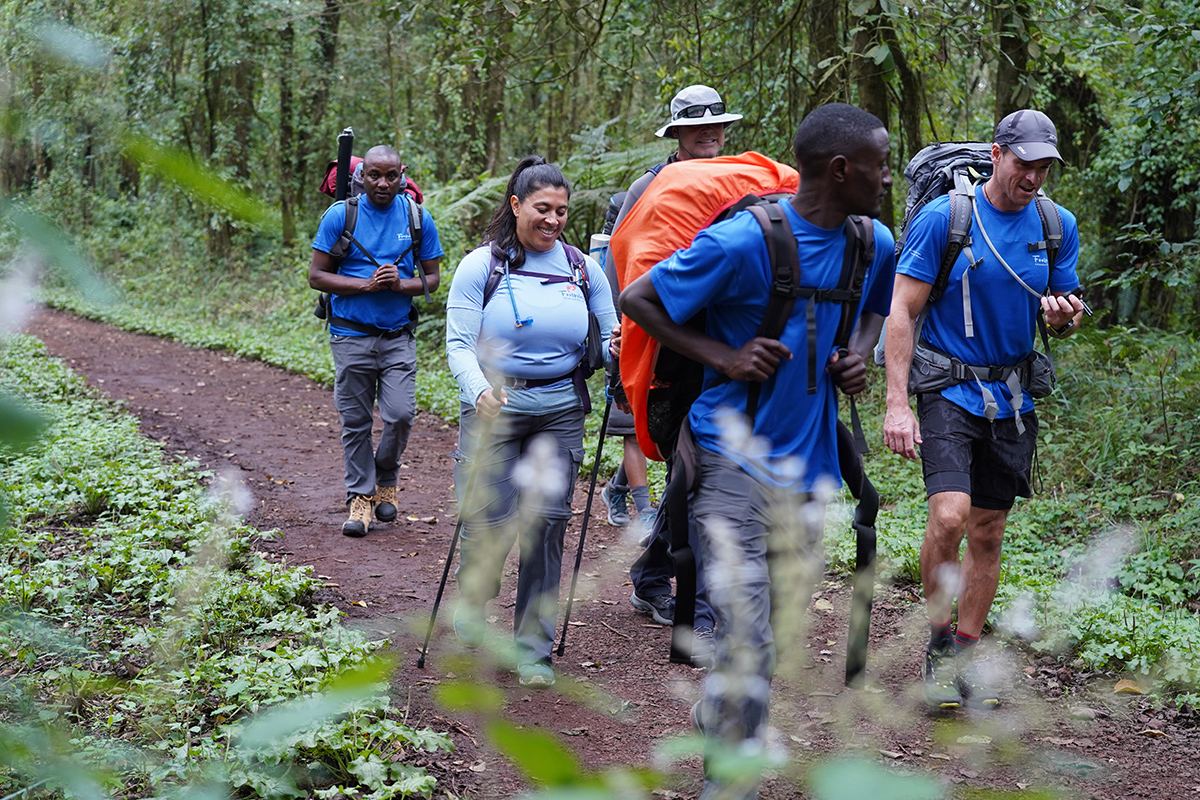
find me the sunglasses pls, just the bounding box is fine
[674,102,725,120]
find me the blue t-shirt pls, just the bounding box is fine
[650,202,896,490]
[897,185,1080,417]
[312,196,444,336]
[446,242,617,413]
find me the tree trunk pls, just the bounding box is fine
[279,22,297,246]
[993,0,1032,122]
[806,0,842,113]
[482,16,511,175]
[851,2,893,228]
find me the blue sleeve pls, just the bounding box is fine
[446,246,491,311]
[445,247,493,406]
[1049,204,1081,294]
[650,213,764,325]
[312,202,347,254]
[418,207,445,261]
[863,220,897,317]
[896,197,950,285]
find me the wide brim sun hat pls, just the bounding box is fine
[655,84,743,138]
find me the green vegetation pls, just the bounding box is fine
[0,334,451,797]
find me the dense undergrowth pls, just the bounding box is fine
[0,334,451,797]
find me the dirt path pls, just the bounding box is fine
[23,307,1200,800]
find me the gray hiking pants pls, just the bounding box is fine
[452,404,584,666]
[330,331,416,500]
[692,446,824,800]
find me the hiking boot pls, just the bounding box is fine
[517,663,555,688]
[690,700,707,734]
[602,483,631,527]
[691,626,716,670]
[630,591,675,625]
[923,646,963,709]
[374,484,398,522]
[342,494,373,538]
[453,604,485,649]
[956,656,1001,710]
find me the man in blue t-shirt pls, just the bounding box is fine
[883,110,1086,710]
[309,145,444,537]
[622,104,895,800]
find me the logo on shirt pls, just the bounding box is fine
[396,232,412,244]
[560,283,584,302]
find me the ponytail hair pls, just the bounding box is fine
[483,155,572,269]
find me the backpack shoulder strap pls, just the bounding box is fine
[405,195,423,257]
[744,201,800,420]
[482,244,508,308]
[328,196,359,260]
[932,178,974,305]
[1032,192,1063,273]
[833,215,875,350]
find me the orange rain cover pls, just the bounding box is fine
[611,151,799,461]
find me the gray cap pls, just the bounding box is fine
[655,84,743,138]
[994,109,1063,162]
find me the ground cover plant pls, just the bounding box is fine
[0,333,452,797]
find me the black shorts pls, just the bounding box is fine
[603,404,637,437]
[916,393,1038,511]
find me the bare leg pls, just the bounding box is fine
[920,491,971,625]
[955,506,1007,638]
[623,436,648,489]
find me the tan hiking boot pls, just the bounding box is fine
[374,484,398,522]
[342,494,373,538]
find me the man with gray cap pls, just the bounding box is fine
[601,84,742,665]
[883,109,1087,709]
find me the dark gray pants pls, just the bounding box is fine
[692,446,823,800]
[329,332,416,500]
[453,404,584,666]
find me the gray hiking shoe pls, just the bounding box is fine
[691,625,716,670]
[924,645,963,709]
[956,655,1001,710]
[630,591,674,625]
[602,483,631,527]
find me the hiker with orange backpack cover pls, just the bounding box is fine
[621,104,895,800]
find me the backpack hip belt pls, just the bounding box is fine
[328,315,414,339]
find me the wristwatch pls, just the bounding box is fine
[1051,319,1075,336]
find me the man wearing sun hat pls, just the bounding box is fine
[600,85,742,667]
[884,109,1087,710]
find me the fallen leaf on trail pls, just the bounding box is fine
[350,600,367,607]
[1138,729,1168,738]
[929,753,951,761]
[879,750,904,759]
[1114,678,1145,694]
[813,599,834,611]
[407,515,421,521]
[561,728,588,736]
[469,761,487,772]
[956,735,992,745]
[420,516,437,523]
[568,621,586,626]
[369,573,383,578]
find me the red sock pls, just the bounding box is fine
[954,630,979,654]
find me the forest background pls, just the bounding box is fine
[2,0,1200,797]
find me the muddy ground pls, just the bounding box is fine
[22,306,1200,799]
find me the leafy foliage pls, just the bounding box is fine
[0,335,451,797]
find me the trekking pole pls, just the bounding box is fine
[556,392,612,657]
[836,419,879,688]
[335,127,354,201]
[417,383,501,670]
